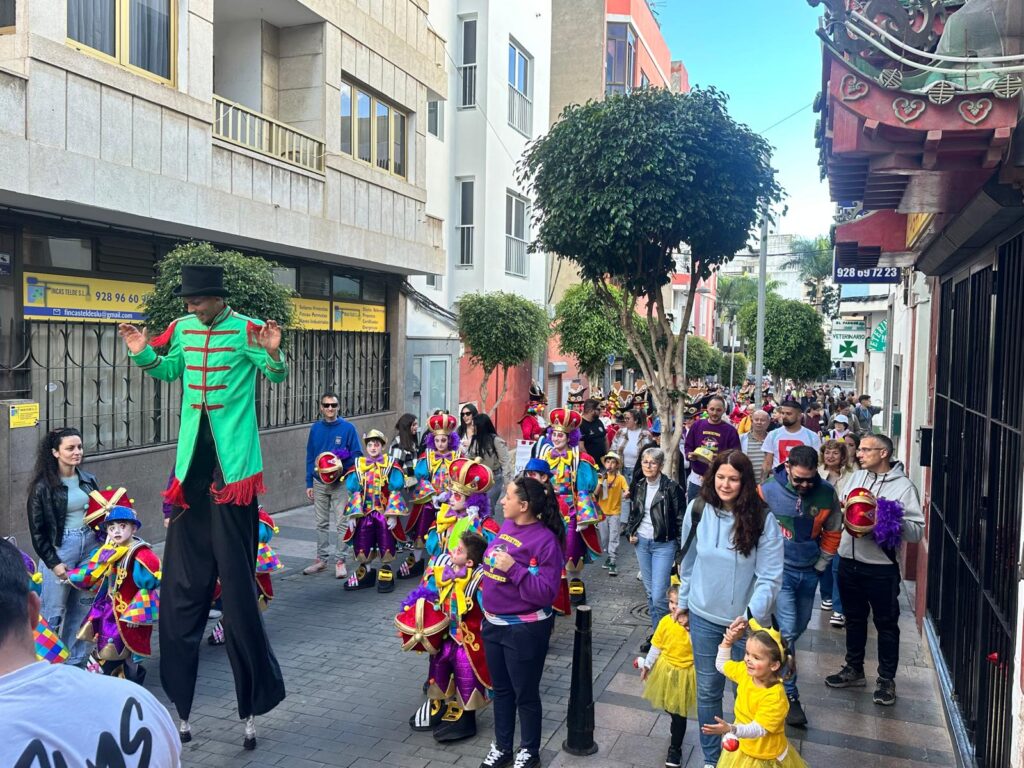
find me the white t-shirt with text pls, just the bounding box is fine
[1,662,181,768]
[761,426,822,468]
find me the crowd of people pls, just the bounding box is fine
[3,266,923,768]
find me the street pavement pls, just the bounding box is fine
[141,506,957,768]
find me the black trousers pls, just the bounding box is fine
[837,557,901,681]
[482,617,554,753]
[159,414,286,720]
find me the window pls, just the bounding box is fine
[375,102,391,171]
[356,90,372,163]
[332,275,361,300]
[505,192,529,277]
[272,267,296,290]
[363,280,386,303]
[67,0,174,83]
[459,18,477,108]
[425,274,442,289]
[457,180,474,267]
[427,99,442,138]
[640,70,650,89]
[605,23,636,96]
[23,233,93,271]
[340,86,352,155]
[340,82,408,178]
[0,1,15,30]
[507,41,532,135]
[300,265,330,298]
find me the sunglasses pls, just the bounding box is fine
[789,475,816,486]
[321,403,339,409]
[461,411,473,416]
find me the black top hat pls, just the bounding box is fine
[173,265,229,298]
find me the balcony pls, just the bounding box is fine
[458,64,477,108]
[505,235,527,277]
[213,97,325,174]
[508,85,532,136]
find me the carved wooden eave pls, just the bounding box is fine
[819,54,1017,214]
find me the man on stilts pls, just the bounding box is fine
[118,264,287,750]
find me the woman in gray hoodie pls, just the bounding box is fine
[676,450,784,767]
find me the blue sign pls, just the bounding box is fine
[833,265,901,285]
[607,354,617,366]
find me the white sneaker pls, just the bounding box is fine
[178,719,192,744]
[208,608,223,620]
[335,560,348,579]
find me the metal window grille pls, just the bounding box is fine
[458,64,477,108]
[6,321,390,456]
[508,84,532,136]
[458,225,474,267]
[505,235,527,277]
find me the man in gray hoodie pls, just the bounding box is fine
[824,434,924,706]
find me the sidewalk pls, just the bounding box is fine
[143,507,956,768]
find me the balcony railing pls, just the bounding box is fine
[458,64,477,108]
[213,95,325,174]
[508,85,532,136]
[457,224,474,266]
[505,235,528,277]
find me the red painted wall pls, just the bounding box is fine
[459,357,536,446]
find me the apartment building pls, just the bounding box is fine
[545,0,688,399]
[0,0,446,540]
[404,0,551,437]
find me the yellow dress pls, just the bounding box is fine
[642,615,697,717]
[717,661,808,768]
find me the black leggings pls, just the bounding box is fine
[482,617,554,753]
[669,712,687,749]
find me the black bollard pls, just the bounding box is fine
[562,605,598,756]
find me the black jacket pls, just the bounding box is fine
[626,474,686,543]
[27,469,99,569]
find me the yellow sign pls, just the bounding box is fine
[333,302,386,333]
[291,297,332,330]
[23,271,149,323]
[9,402,40,429]
[906,212,935,249]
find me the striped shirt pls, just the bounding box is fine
[741,432,768,484]
[485,608,553,625]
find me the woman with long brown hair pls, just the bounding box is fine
[676,449,784,767]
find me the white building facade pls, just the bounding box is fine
[404,0,551,427]
[0,0,446,539]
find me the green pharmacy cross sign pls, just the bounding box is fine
[838,340,859,358]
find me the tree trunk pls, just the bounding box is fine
[489,366,512,418]
[479,368,493,413]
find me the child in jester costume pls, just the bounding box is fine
[118,264,286,750]
[5,538,70,664]
[400,413,461,579]
[67,505,160,684]
[341,430,408,593]
[208,506,284,646]
[537,408,602,609]
[402,458,498,740]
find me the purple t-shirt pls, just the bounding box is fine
[481,519,564,617]
[683,418,741,477]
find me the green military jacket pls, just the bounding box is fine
[129,305,287,507]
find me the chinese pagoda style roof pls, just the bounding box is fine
[811,0,1024,270]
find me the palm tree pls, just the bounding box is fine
[784,236,839,316]
[716,274,781,353]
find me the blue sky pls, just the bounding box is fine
[656,2,833,238]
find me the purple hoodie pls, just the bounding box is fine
[481,519,563,617]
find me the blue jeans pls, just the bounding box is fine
[831,555,843,614]
[775,566,820,700]
[635,537,677,631]
[39,526,97,666]
[690,611,747,765]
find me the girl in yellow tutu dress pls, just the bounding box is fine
[701,616,808,768]
[638,585,697,768]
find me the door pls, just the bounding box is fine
[420,356,451,425]
[927,235,1023,768]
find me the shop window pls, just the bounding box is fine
[272,267,297,291]
[332,275,361,300]
[299,265,330,298]
[23,233,93,271]
[362,280,386,304]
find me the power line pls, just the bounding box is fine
[757,102,814,135]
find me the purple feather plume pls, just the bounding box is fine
[400,583,439,611]
[466,492,491,519]
[333,448,352,462]
[873,498,904,551]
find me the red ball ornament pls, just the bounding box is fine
[722,734,740,752]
